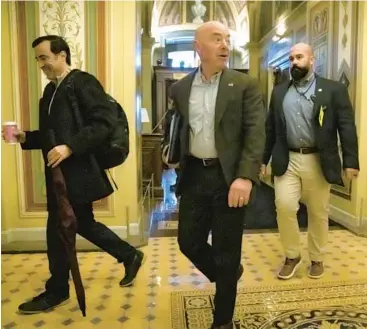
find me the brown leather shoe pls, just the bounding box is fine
[211,321,233,329]
[277,256,302,280]
[308,261,324,279]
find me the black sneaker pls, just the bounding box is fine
[119,250,146,287]
[18,291,69,314]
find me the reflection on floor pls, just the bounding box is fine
[2,229,367,329]
[149,169,179,237]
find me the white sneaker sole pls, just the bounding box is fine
[277,259,302,280]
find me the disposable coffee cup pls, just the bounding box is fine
[2,121,18,144]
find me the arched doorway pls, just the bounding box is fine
[150,0,250,68]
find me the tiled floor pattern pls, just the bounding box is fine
[172,280,367,328]
[2,229,367,329]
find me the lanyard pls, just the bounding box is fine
[293,78,315,101]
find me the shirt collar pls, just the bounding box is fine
[294,71,315,86]
[53,67,71,86]
[197,66,222,84]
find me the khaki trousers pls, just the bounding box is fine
[274,151,331,262]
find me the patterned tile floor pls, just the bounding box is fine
[2,229,367,329]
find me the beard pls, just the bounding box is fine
[290,65,309,82]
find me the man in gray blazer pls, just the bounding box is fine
[162,21,266,329]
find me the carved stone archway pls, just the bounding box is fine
[150,0,250,46]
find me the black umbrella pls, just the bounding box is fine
[48,130,86,317]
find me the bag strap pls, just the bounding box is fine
[65,70,119,191]
[65,69,84,130]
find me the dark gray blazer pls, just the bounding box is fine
[163,68,266,195]
[263,75,359,185]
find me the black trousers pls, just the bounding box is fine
[45,202,137,296]
[178,158,245,326]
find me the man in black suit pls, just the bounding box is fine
[2,35,145,314]
[163,21,266,329]
[261,43,359,280]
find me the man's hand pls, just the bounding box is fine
[1,128,26,143]
[228,178,253,208]
[162,144,180,169]
[343,168,359,180]
[259,164,267,179]
[15,130,26,143]
[47,145,72,168]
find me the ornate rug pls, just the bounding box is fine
[171,280,367,329]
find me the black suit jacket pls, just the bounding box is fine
[163,68,266,195]
[21,71,115,210]
[263,75,359,185]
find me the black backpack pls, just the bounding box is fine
[65,70,129,170]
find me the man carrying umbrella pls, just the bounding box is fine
[2,35,145,314]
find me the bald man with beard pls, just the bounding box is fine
[261,43,359,280]
[162,21,266,329]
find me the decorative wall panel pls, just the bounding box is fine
[310,1,331,79]
[330,1,358,199]
[39,1,85,91]
[15,1,109,214]
[295,25,307,43]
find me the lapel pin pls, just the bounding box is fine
[228,83,234,87]
[318,88,323,92]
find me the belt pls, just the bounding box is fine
[188,156,220,167]
[289,147,318,154]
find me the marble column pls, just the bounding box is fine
[142,35,156,133]
[245,41,261,81]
